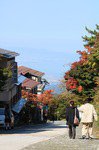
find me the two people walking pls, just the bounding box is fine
[66,98,98,139]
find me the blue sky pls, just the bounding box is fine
[0,0,99,82]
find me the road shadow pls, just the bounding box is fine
[0,122,68,135]
[79,137,99,140]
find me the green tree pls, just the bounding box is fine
[68,63,97,97]
[93,77,99,126]
[88,33,99,72]
[48,91,79,120]
[0,56,12,91]
[82,24,99,47]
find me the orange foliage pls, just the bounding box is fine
[64,45,94,93]
[77,50,88,64]
[21,90,53,104]
[71,60,84,69]
[37,90,53,104]
[64,49,90,93]
[85,46,93,53]
[78,85,83,93]
[66,78,78,90]
[21,90,37,102]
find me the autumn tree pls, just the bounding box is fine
[64,25,99,100]
[37,90,53,104]
[21,90,53,105]
[21,89,54,123]
[64,49,96,97]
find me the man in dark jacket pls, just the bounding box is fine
[5,104,11,130]
[66,101,80,139]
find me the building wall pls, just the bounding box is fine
[0,57,18,106]
[12,62,18,83]
[0,85,17,102]
[32,76,38,82]
[0,57,7,68]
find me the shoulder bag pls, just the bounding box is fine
[74,108,79,125]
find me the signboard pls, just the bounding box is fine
[12,98,27,113]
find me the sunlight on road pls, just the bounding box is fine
[0,121,67,150]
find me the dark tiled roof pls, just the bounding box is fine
[18,66,45,77]
[22,78,39,89]
[0,48,19,58]
[18,66,30,75]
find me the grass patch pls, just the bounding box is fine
[94,121,99,138]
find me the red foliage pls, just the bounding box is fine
[66,77,78,90]
[21,90,53,104]
[77,50,88,64]
[64,49,89,93]
[71,60,84,69]
[78,85,83,93]
[85,46,93,53]
[37,90,53,104]
[64,71,70,79]
[65,76,83,93]
[21,90,37,102]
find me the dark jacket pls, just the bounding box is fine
[66,106,80,126]
[5,108,11,120]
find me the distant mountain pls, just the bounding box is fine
[45,82,63,94]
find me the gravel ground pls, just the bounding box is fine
[22,123,99,150]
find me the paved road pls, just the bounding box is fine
[0,121,67,150]
[0,121,99,150]
[23,121,99,150]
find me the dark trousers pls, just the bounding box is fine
[69,125,76,139]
